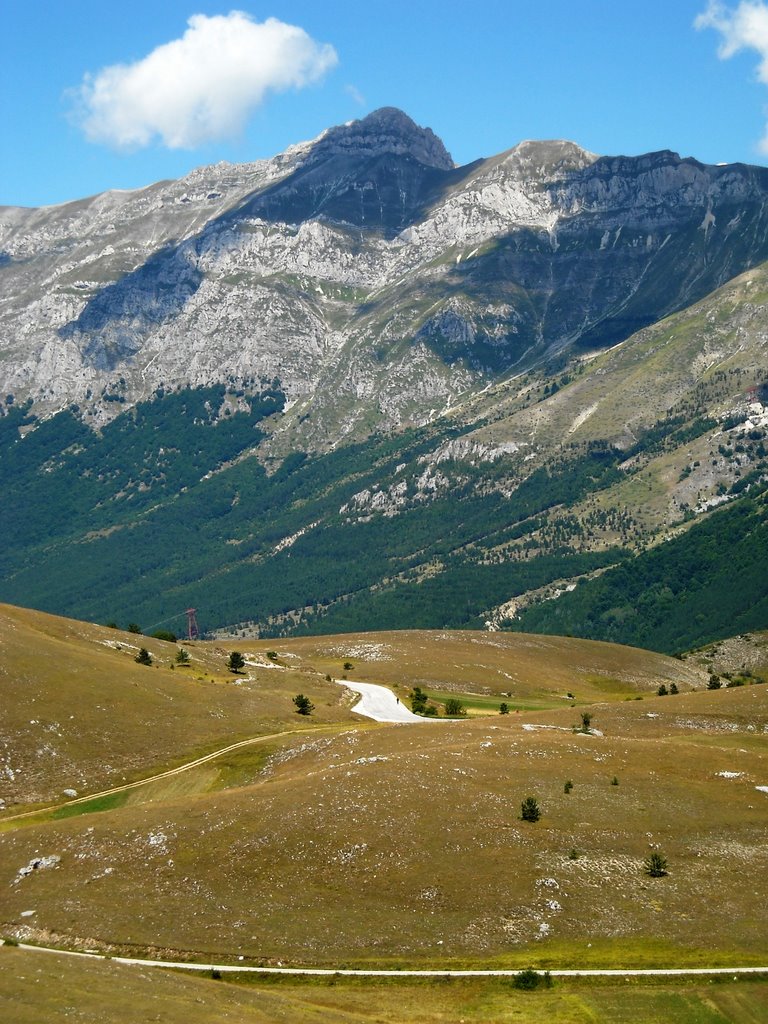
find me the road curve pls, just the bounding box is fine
[5,943,767,978]
[339,679,426,723]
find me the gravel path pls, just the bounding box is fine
[6,943,767,977]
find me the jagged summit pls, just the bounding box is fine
[306,106,454,171]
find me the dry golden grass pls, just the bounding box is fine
[235,629,707,704]
[2,604,765,980]
[1,682,766,966]
[2,947,768,1024]
[0,603,356,808]
[3,947,768,1023]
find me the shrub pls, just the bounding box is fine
[175,648,190,665]
[580,711,592,732]
[564,780,573,794]
[410,686,429,714]
[343,661,353,671]
[568,848,579,860]
[292,694,315,716]
[521,796,541,822]
[610,776,619,786]
[266,651,278,661]
[134,647,152,666]
[708,675,722,690]
[499,702,510,715]
[512,968,549,990]
[644,851,668,877]
[444,698,466,717]
[669,682,679,695]
[657,684,668,696]
[126,623,142,634]
[151,629,177,643]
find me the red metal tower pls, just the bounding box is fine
[186,608,199,641]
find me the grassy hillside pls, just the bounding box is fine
[1,649,765,964]
[0,603,354,808]
[2,947,767,1024]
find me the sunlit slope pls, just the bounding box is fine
[0,603,353,808]
[2,684,766,964]
[241,629,707,703]
[4,948,768,1024]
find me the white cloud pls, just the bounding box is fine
[344,84,366,107]
[696,1,768,152]
[71,12,338,150]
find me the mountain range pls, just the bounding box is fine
[1,108,767,649]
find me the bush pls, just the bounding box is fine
[644,851,668,877]
[343,661,353,671]
[151,629,177,643]
[126,623,142,634]
[708,674,722,690]
[175,648,190,665]
[499,702,510,715]
[581,712,592,732]
[610,776,619,786]
[568,848,579,860]
[564,780,573,793]
[669,682,679,695]
[444,698,466,717]
[410,686,429,714]
[134,647,152,666]
[293,693,315,716]
[521,796,541,822]
[512,968,550,990]
[657,684,668,696]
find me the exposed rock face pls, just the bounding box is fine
[3,108,768,442]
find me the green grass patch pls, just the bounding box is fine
[52,791,129,819]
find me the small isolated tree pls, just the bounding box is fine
[343,661,353,671]
[521,796,541,822]
[135,647,152,666]
[610,776,619,786]
[293,693,315,716]
[227,651,245,674]
[564,779,573,794]
[175,648,190,665]
[581,711,592,732]
[657,684,668,696]
[644,851,668,877]
[499,702,510,715]
[444,698,466,717]
[669,682,679,695]
[708,674,722,690]
[127,623,142,634]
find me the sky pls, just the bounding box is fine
[4,1,768,207]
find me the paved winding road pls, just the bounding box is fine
[339,679,426,723]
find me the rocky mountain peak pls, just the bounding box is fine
[305,106,454,170]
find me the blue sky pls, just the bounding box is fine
[4,1,768,207]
